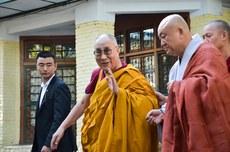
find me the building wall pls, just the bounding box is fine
[191,7,230,34]
[75,20,114,152]
[0,41,3,147]
[0,0,229,151]
[0,40,20,147]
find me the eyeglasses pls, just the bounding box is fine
[93,47,112,57]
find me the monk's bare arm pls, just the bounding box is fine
[51,94,91,150]
[61,94,91,129]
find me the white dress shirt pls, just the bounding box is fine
[39,74,55,107]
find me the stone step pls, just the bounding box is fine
[0,145,32,152]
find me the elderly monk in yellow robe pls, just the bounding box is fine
[50,34,159,152]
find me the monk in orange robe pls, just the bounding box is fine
[157,14,230,152]
[51,34,159,152]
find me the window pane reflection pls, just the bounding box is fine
[56,68,76,106]
[27,44,42,58]
[116,35,125,53]
[143,55,155,87]
[129,55,156,87]
[130,32,140,52]
[44,45,51,51]
[26,43,75,59]
[55,44,75,58]
[157,51,177,94]
[129,57,141,69]
[143,28,154,50]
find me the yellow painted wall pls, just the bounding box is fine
[191,7,230,34]
[0,40,20,146]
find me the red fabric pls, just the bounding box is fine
[162,43,230,152]
[226,56,230,73]
[85,68,101,94]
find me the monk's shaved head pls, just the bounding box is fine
[203,20,230,42]
[203,20,230,59]
[158,14,190,36]
[157,14,192,57]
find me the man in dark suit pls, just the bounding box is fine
[31,51,77,152]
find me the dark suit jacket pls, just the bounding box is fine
[31,75,77,152]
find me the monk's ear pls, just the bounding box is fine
[178,27,183,35]
[221,31,228,41]
[177,27,184,39]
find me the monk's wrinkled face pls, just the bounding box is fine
[203,24,224,50]
[94,38,120,71]
[158,25,183,56]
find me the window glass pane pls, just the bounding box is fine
[56,45,62,51]
[30,77,40,86]
[143,28,154,50]
[143,55,155,87]
[63,44,76,58]
[25,37,75,59]
[31,70,40,77]
[157,51,177,94]
[43,45,52,51]
[56,67,76,107]
[55,44,75,59]
[128,55,156,87]
[62,69,75,76]
[23,68,40,143]
[129,57,141,69]
[116,34,125,53]
[27,44,42,59]
[129,32,140,52]
[55,51,63,58]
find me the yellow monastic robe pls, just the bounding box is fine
[81,64,159,152]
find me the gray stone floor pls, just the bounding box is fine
[0,145,31,152]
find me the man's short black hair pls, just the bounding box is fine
[36,51,56,62]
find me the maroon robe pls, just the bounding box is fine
[162,42,230,152]
[226,56,230,72]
